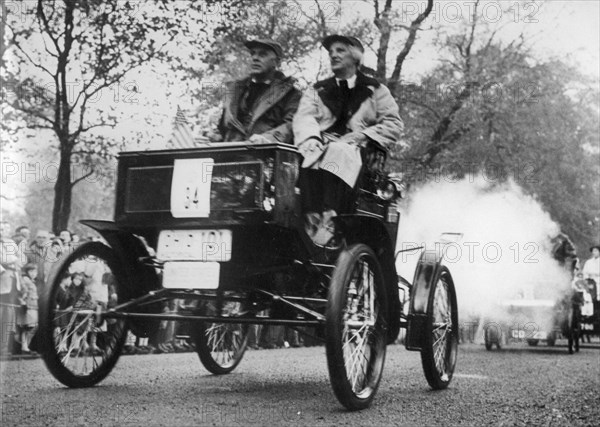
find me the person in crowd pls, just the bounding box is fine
[293,34,403,245]
[41,238,64,289]
[14,226,31,258]
[583,244,600,318]
[207,38,301,144]
[572,272,594,317]
[1,221,24,356]
[28,230,50,288]
[17,263,39,353]
[59,229,74,254]
[582,245,600,293]
[64,270,104,355]
[15,226,30,242]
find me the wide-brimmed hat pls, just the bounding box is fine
[590,244,600,252]
[244,39,283,58]
[322,34,364,53]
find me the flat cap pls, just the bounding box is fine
[322,34,364,53]
[244,39,283,58]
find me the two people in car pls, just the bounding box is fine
[212,35,404,245]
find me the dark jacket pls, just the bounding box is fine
[218,71,301,144]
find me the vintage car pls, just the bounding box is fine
[483,286,591,354]
[39,141,458,411]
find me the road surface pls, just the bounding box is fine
[1,341,599,426]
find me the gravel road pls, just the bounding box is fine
[1,341,599,426]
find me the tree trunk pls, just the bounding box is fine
[52,147,72,234]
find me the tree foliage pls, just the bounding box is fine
[2,0,210,232]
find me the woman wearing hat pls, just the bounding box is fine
[582,245,600,304]
[293,34,404,245]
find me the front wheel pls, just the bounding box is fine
[191,301,248,375]
[420,266,458,390]
[39,242,128,388]
[326,244,388,411]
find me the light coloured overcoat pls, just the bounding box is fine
[293,71,403,186]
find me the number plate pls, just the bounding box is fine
[512,330,525,339]
[163,261,220,289]
[157,229,232,261]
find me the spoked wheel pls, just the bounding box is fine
[326,244,387,411]
[39,242,128,388]
[421,266,458,390]
[192,301,249,375]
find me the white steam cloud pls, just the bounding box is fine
[395,177,571,339]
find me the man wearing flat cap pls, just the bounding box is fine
[293,34,404,245]
[210,39,301,144]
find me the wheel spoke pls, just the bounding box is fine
[339,254,382,395]
[202,302,246,369]
[44,244,127,384]
[431,277,453,377]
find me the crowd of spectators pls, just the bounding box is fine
[0,220,319,358]
[0,221,88,357]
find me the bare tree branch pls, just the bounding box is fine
[71,168,94,186]
[389,0,433,84]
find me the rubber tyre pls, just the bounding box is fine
[420,266,458,390]
[484,325,500,351]
[39,242,128,388]
[192,301,249,375]
[326,244,388,411]
[526,339,539,347]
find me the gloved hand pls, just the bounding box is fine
[337,131,368,147]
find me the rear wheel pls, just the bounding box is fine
[39,242,128,388]
[484,325,500,351]
[526,339,539,347]
[420,266,458,390]
[192,301,248,375]
[326,244,388,411]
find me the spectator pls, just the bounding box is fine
[572,272,594,317]
[15,226,31,242]
[15,226,31,257]
[583,244,600,317]
[42,238,64,288]
[17,263,39,353]
[59,229,75,254]
[1,220,24,356]
[28,230,50,288]
[582,245,600,294]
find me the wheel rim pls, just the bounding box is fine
[431,276,454,381]
[50,253,125,377]
[341,255,381,398]
[204,322,246,368]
